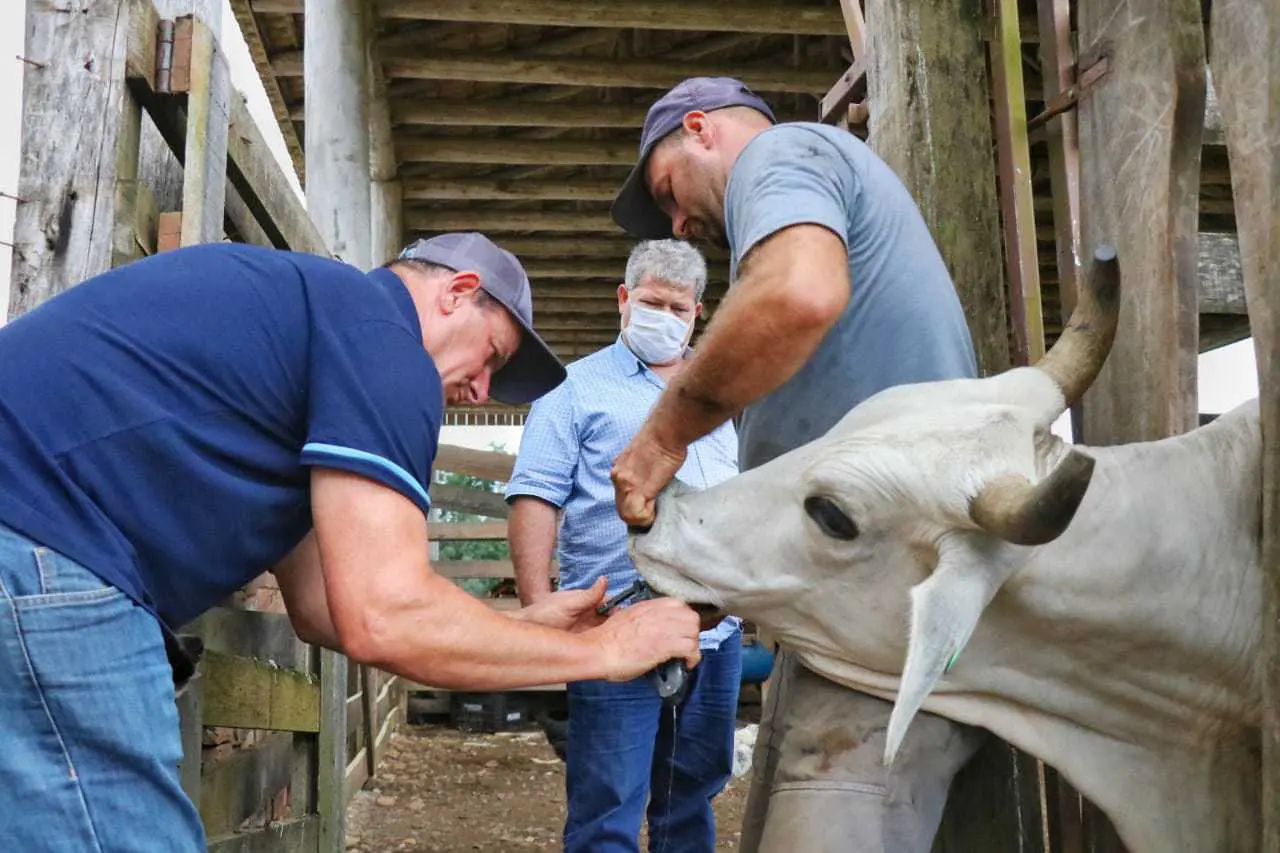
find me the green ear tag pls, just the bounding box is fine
[944,649,960,674]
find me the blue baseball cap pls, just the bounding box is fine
[398,232,566,405]
[611,77,776,239]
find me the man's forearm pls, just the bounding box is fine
[346,566,610,689]
[508,496,558,605]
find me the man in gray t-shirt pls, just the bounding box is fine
[610,77,985,852]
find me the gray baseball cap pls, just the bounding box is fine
[398,232,566,405]
[611,77,776,239]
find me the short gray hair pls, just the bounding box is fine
[624,240,708,303]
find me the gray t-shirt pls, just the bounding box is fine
[726,122,978,470]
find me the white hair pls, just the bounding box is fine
[624,240,708,303]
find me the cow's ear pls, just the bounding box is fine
[884,532,1025,764]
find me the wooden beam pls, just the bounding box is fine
[428,483,509,518]
[407,209,620,234]
[317,648,348,851]
[435,559,559,580]
[398,137,635,166]
[522,261,627,278]
[273,50,834,95]
[227,0,305,182]
[991,0,1044,365]
[9,0,138,318]
[305,0,371,268]
[864,0,1011,378]
[1197,233,1247,314]
[866,0,1037,845]
[465,236,640,259]
[173,15,231,246]
[201,650,320,732]
[434,444,516,481]
[207,816,319,853]
[372,99,649,128]
[224,93,328,255]
[1036,0,1083,326]
[199,731,295,836]
[1210,2,1279,846]
[837,0,868,58]
[429,521,508,541]
[404,177,622,202]
[251,0,848,36]
[1078,0,1205,443]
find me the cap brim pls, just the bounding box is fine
[489,312,567,405]
[611,158,676,240]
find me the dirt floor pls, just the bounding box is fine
[345,712,756,852]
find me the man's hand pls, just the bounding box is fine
[589,597,702,681]
[611,425,688,527]
[513,577,607,633]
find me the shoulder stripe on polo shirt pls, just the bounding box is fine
[302,442,431,506]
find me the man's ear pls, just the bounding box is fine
[681,110,713,147]
[440,271,482,314]
[694,302,704,320]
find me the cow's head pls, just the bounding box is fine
[630,246,1120,762]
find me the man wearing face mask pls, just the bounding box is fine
[506,239,742,853]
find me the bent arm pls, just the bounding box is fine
[508,496,559,605]
[308,468,699,690]
[645,224,850,449]
[271,530,340,649]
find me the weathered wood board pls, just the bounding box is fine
[1209,0,1278,848]
[864,0,1011,378]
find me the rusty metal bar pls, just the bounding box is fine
[990,0,1044,366]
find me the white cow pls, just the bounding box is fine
[629,247,1264,852]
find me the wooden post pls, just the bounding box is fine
[864,2,1037,848]
[864,0,1011,377]
[9,0,139,318]
[360,666,378,781]
[367,12,402,266]
[990,0,1044,365]
[1077,0,1205,445]
[171,13,231,246]
[305,0,372,269]
[1070,1,1207,849]
[317,648,348,852]
[1209,0,1280,848]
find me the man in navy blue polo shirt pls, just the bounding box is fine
[0,232,703,852]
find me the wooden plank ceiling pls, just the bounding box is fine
[229,0,1243,423]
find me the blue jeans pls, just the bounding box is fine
[564,632,742,853]
[0,523,206,852]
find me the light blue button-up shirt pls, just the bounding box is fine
[505,337,741,649]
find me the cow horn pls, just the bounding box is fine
[1035,245,1121,410]
[969,449,1095,545]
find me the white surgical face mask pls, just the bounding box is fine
[623,304,692,366]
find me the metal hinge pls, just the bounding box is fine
[155,19,175,93]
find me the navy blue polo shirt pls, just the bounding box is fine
[0,243,442,628]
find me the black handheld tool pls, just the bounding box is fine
[595,580,689,706]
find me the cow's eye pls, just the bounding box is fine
[804,496,859,540]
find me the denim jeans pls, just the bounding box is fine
[0,523,206,852]
[564,632,742,853]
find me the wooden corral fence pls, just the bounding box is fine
[9,2,406,851]
[820,2,1277,852]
